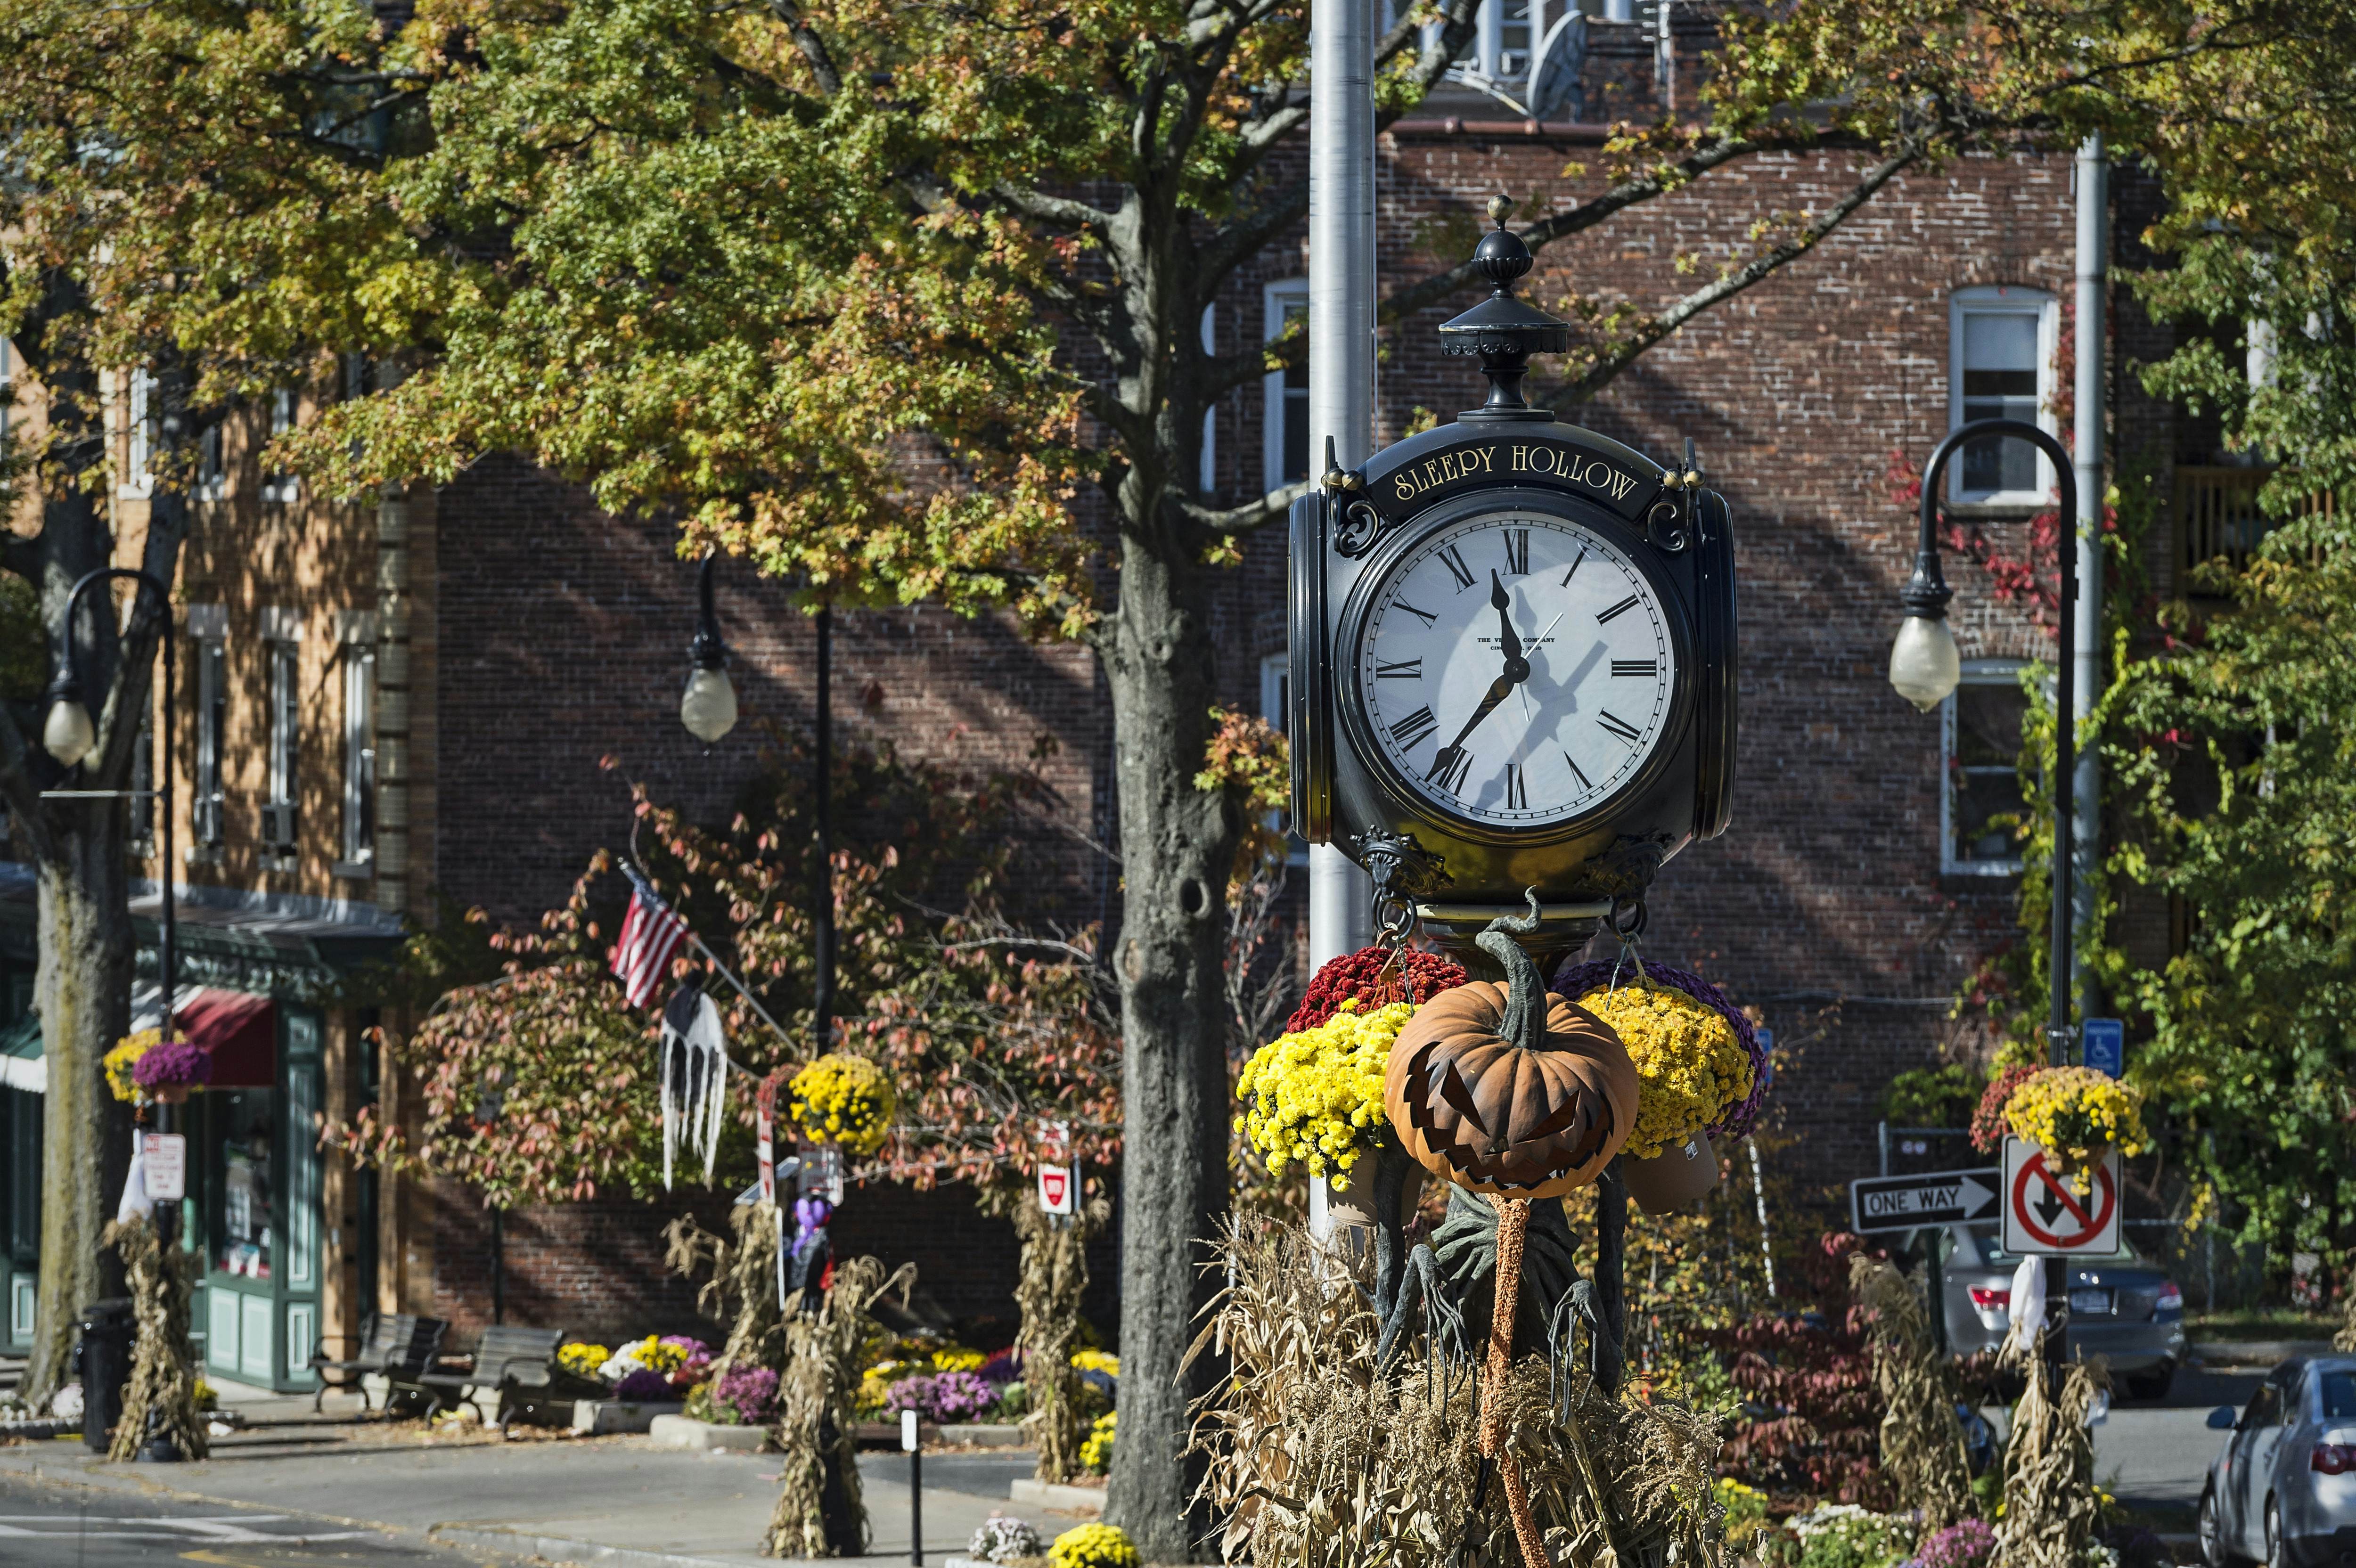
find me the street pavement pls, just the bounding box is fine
[0,1468,493,1568]
[0,1419,1064,1568]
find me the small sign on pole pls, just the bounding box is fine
[1037,1119,1078,1217]
[799,1144,843,1205]
[141,1133,187,1202]
[2081,1018,2124,1078]
[2000,1136,2123,1256]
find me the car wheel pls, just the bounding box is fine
[2200,1487,2233,1568]
[2127,1363,2176,1401]
[2266,1498,2287,1568]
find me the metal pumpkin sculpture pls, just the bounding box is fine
[1384,917,1636,1199]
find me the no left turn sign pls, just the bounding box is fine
[2000,1136,2122,1255]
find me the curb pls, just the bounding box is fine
[1009,1477,1104,1514]
[2189,1339,2335,1367]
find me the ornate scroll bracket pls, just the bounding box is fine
[1354,824,1446,946]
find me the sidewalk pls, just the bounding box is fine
[0,1402,1064,1568]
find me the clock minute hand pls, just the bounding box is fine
[1427,673,1515,785]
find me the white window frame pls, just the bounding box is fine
[1941,658,2031,876]
[196,422,227,501]
[338,634,376,874]
[1259,652,1309,866]
[0,338,13,454]
[261,387,300,504]
[123,368,159,498]
[1948,286,2059,506]
[1262,279,1309,495]
[262,610,302,855]
[190,608,228,851]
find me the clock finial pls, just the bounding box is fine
[1436,197,1571,421]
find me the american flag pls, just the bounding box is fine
[612,865,692,1008]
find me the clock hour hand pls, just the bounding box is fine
[1427,673,1515,786]
[1490,572,1523,663]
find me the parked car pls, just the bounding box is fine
[2200,1356,2356,1568]
[1930,1224,2187,1400]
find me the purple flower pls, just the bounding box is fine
[885,1371,999,1423]
[132,1040,212,1090]
[1914,1520,1996,1568]
[714,1365,778,1423]
[614,1368,674,1402]
[1552,956,1770,1141]
[977,1351,1022,1385]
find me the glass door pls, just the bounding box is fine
[202,1008,324,1391]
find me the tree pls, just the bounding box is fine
[67,0,2291,1541]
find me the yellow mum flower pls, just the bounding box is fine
[1235,1001,1413,1190]
[2003,1067,2149,1191]
[787,1053,896,1156]
[1576,982,1751,1161]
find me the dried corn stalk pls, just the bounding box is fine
[1848,1255,1973,1528]
[1013,1186,1108,1484]
[1994,1335,2105,1568]
[2335,1289,2356,1353]
[766,1254,916,1559]
[1188,1214,1726,1568]
[666,1201,786,1386]
[104,1216,207,1463]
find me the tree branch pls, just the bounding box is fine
[1554,142,1922,403]
[1181,479,1308,537]
[995,183,1116,234]
[765,0,843,97]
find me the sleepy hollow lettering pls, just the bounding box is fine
[1388,441,1644,510]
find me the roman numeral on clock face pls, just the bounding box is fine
[1389,706,1439,748]
[1374,659,1422,679]
[1596,710,1642,743]
[1397,600,1438,627]
[1502,530,1529,575]
[1503,763,1526,810]
[1426,745,1473,795]
[1563,751,1591,789]
[1596,594,1640,624]
[1437,543,1476,590]
[1611,658,1658,678]
[1561,547,1586,587]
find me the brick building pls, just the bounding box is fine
[0,2,2243,1385]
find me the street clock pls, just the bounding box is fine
[1290,205,1736,946]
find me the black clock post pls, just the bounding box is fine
[1289,199,1740,1388]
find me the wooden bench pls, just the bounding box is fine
[309,1313,446,1414]
[417,1326,564,1423]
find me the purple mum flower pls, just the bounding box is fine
[132,1039,212,1091]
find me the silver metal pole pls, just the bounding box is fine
[2071,132,2106,1028]
[1307,0,1374,983]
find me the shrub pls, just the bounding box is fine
[714,1364,779,1425]
[1080,1410,1115,1474]
[968,1514,1043,1564]
[614,1368,674,1401]
[1049,1523,1140,1568]
[1785,1504,1914,1568]
[1914,1519,1996,1568]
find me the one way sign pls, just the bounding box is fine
[1849,1166,2001,1235]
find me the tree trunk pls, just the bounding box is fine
[27,813,135,1404]
[1099,532,1238,1560]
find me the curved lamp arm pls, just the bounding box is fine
[1895,416,2082,1063]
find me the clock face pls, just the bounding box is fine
[1350,508,1679,830]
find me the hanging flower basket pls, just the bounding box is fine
[105,1029,160,1103]
[130,1037,211,1105]
[1621,1131,1718,1215]
[1284,945,1465,1033]
[2001,1066,2150,1193]
[785,1053,895,1156]
[1554,955,1769,1142]
[1237,998,1415,1193]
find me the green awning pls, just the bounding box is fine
[0,1012,40,1094]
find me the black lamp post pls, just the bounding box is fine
[1890,416,2081,1382]
[42,566,179,1070]
[680,549,740,744]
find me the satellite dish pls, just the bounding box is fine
[1529,12,1589,123]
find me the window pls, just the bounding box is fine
[191,609,227,849]
[1263,280,1309,492]
[124,368,159,497]
[1259,652,1308,866]
[196,423,225,501]
[262,611,301,855]
[0,338,13,452]
[261,387,299,503]
[1942,660,2029,875]
[129,716,155,858]
[340,642,376,870]
[1949,286,2057,505]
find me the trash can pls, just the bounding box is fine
[76,1298,135,1454]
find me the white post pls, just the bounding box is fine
[1307,0,1377,1244]
[2071,133,2105,1027]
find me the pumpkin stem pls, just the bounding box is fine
[1473,889,1546,1054]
